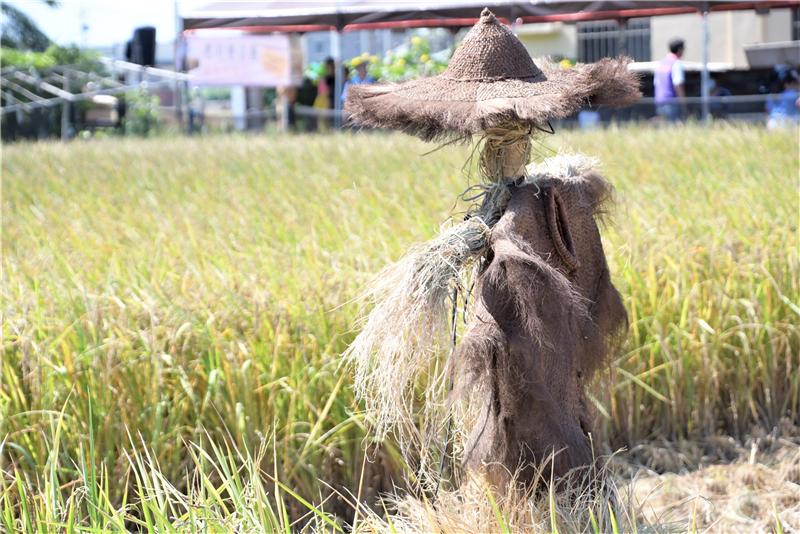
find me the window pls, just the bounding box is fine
[577,18,651,63]
[792,7,800,41]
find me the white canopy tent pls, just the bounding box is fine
[182,0,800,121]
[182,1,798,31]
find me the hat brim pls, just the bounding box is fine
[345,58,641,141]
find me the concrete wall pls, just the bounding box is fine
[514,8,793,67]
[304,29,407,65]
[516,22,578,61]
[650,8,793,67]
[303,28,454,66]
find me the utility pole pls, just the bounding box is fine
[331,26,343,128]
[61,71,71,141]
[617,18,628,57]
[701,6,711,123]
[80,9,89,50]
[173,0,186,130]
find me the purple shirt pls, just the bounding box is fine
[654,53,681,103]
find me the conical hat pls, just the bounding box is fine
[345,8,641,141]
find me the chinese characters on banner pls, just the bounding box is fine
[184,33,303,87]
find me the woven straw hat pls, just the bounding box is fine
[346,8,641,141]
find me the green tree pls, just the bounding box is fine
[1,1,58,52]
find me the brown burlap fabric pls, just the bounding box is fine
[346,8,641,141]
[453,168,627,487]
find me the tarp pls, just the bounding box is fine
[183,1,800,32]
[181,0,800,123]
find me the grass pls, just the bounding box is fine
[2,124,798,531]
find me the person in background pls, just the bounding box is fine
[312,58,336,131]
[188,86,205,134]
[342,60,375,103]
[766,68,800,129]
[277,86,298,131]
[115,73,127,131]
[654,38,686,123]
[324,57,337,110]
[296,76,318,132]
[709,73,732,119]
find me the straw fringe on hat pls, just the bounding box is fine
[345,8,641,141]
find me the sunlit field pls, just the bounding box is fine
[2,124,799,531]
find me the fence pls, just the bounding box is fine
[3,88,794,141]
[170,93,795,134]
[1,58,190,141]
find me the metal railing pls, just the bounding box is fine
[1,58,192,139]
[3,88,792,141]
[577,18,651,63]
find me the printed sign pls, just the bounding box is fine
[185,33,303,87]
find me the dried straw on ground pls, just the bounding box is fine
[352,433,800,533]
[353,454,642,534]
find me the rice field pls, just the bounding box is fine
[2,124,799,531]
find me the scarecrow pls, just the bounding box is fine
[344,9,640,490]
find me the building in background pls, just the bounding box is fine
[98,28,452,73]
[514,6,796,66]
[303,27,457,65]
[511,5,798,121]
[304,29,406,64]
[95,7,795,76]
[84,5,800,131]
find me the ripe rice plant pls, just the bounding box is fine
[2,124,798,530]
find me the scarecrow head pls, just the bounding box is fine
[347,8,640,147]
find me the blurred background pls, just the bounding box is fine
[2,0,800,141]
[2,0,799,140]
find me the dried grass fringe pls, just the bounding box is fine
[345,57,641,143]
[342,216,490,449]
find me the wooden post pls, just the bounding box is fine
[701,7,711,123]
[332,26,343,128]
[61,72,71,140]
[617,18,628,57]
[277,87,289,132]
[500,138,530,178]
